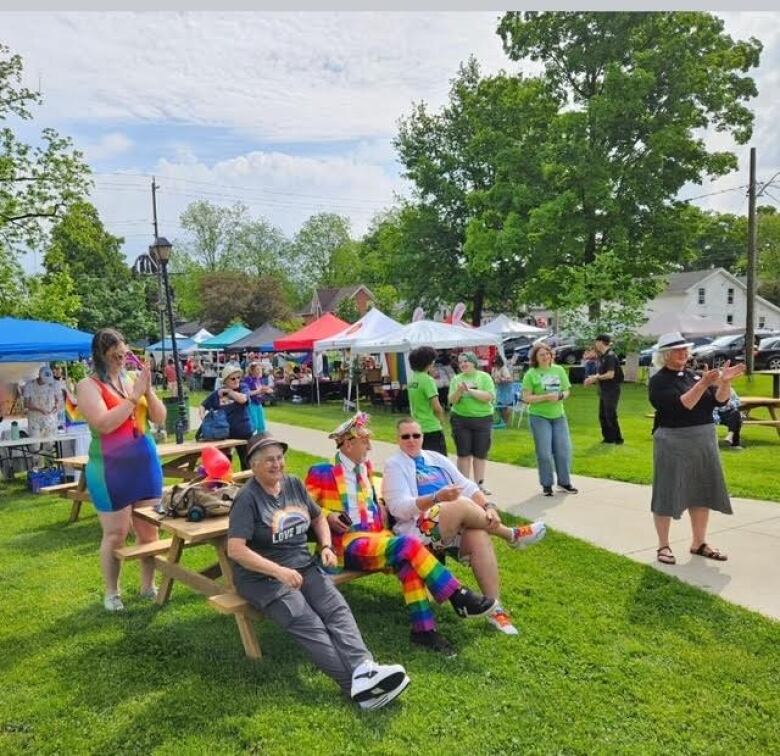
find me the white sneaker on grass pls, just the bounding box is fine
[103,593,125,612]
[510,521,547,550]
[359,675,411,711]
[139,586,159,600]
[350,660,407,703]
[486,606,519,636]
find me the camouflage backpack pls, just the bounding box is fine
[163,480,241,522]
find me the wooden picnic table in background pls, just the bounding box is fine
[755,370,780,400]
[738,396,780,438]
[56,439,248,523]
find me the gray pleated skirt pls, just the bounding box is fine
[651,424,733,520]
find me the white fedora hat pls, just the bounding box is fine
[655,331,695,351]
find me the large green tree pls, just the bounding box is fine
[1,43,91,251]
[289,213,358,291]
[496,12,762,323]
[394,59,559,323]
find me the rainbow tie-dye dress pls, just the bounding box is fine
[85,376,163,513]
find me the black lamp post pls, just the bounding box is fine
[152,236,187,444]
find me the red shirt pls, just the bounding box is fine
[164,364,177,383]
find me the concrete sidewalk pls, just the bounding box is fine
[267,420,780,622]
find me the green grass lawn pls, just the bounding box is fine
[1,450,779,754]
[264,374,780,503]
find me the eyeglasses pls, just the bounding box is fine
[226,376,240,381]
[400,433,422,440]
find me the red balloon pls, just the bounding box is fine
[201,445,233,481]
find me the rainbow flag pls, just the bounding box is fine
[65,395,86,426]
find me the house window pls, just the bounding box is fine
[727,287,734,305]
[698,287,706,305]
[759,316,766,329]
[726,314,734,324]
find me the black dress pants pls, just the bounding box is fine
[598,385,623,443]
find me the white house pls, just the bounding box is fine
[643,268,780,335]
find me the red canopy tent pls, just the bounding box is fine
[273,312,350,352]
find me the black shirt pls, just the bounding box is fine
[648,368,726,431]
[202,387,252,438]
[597,350,621,389]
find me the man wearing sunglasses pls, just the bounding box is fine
[383,418,547,636]
[305,412,496,657]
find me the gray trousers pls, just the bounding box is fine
[240,563,372,693]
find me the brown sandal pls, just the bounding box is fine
[656,546,676,565]
[690,543,728,561]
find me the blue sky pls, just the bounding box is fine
[3,11,780,271]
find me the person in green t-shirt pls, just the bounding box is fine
[448,352,496,494]
[522,343,578,497]
[407,346,448,456]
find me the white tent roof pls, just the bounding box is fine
[479,314,548,337]
[351,319,501,354]
[638,311,742,338]
[191,328,214,344]
[313,308,403,351]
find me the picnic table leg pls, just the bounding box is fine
[68,476,87,524]
[157,535,185,605]
[769,404,780,438]
[215,536,262,659]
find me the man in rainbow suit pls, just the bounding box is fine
[305,412,496,657]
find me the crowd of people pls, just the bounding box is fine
[26,324,746,712]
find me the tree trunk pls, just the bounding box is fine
[471,289,484,326]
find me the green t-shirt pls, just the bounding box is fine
[522,365,571,419]
[407,370,442,432]
[449,370,495,418]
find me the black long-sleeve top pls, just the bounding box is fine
[648,368,726,432]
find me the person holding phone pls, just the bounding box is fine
[201,365,252,469]
[383,418,547,637]
[305,413,496,657]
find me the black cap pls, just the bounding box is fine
[246,435,289,462]
[595,334,612,344]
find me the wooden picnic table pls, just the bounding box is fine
[738,396,780,438]
[755,370,780,399]
[56,438,248,523]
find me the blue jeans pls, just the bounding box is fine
[529,414,573,488]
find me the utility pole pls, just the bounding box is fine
[745,148,757,375]
[151,177,166,374]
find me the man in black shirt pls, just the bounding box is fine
[584,334,624,444]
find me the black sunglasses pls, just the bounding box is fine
[400,433,422,440]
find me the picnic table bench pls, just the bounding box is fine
[55,439,248,523]
[738,396,780,438]
[131,503,376,659]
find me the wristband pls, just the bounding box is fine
[558,391,564,401]
[321,544,335,553]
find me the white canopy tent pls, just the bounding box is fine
[479,314,548,337]
[191,328,214,344]
[351,319,502,354]
[312,308,404,406]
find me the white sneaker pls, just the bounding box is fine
[510,521,547,550]
[139,586,158,600]
[359,675,411,711]
[486,606,519,636]
[103,593,125,612]
[351,660,407,703]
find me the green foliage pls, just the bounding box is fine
[684,208,746,272]
[495,12,762,316]
[21,267,80,327]
[178,200,248,271]
[0,243,25,314]
[335,296,360,324]
[197,270,291,331]
[0,43,91,250]
[290,213,356,291]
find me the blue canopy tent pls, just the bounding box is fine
[0,317,93,363]
[198,324,253,351]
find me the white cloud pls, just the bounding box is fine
[79,131,134,162]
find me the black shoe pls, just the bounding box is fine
[449,587,497,619]
[614,439,625,445]
[543,486,554,496]
[600,439,614,444]
[558,484,579,494]
[410,629,457,657]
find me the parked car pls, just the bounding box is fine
[639,336,713,367]
[553,343,586,365]
[690,332,780,368]
[754,336,780,370]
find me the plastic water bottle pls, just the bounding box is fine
[10,421,20,440]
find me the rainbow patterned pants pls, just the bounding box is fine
[343,531,460,632]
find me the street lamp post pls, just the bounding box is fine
[151,236,187,444]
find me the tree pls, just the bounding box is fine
[198,271,291,331]
[178,200,247,271]
[290,213,357,291]
[335,297,360,324]
[684,208,746,272]
[394,59,560,323]
[1,43,91,250]
[43,201,158,341]
[497,12,762,318]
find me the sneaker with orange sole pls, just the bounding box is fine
[510,521,547,550]
[487,606,519,636]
